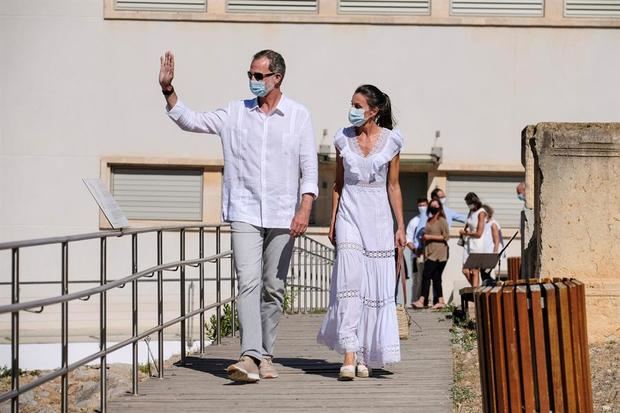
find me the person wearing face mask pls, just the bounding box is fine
[159,50,318,382]
[460,192,487,288]
[405,198,429,305]
[430,187,467,228]
[318,84,405,380]
[411,198,450,309]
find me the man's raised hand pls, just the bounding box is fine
[159,51,175,89]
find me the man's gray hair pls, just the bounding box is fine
[253,49,286,78]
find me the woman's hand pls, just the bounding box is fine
[328,222,336,246]
[459,228,467,237]
[395,228,406,249]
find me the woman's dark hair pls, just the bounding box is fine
[430,187,444,200]
[354,84,395,130]
[464,192,483,210]
[482,204,494,219]
[428,198,446,219]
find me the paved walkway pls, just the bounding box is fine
[109,310,453,413]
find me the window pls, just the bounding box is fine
[114,0,207,12]
[565,0,620,17]
[227,0,318,13]
[451,0,544,16]
[111,167,203,221]
[446,174,523,228]
[338,0,430,15]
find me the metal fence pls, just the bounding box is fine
[0,224,334,412]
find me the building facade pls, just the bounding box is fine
[2,0,620,339]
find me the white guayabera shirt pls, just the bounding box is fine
[167,95,319,229]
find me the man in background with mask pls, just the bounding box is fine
[159,49,318,382]
[405,198,429,307]
[430,187,466,228]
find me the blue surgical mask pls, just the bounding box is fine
[249,80,270,97]
[517,193,525,202]
[439,197,447,206]
[348,107,366,127]
[418,206,427,216]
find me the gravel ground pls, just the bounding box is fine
[451,319,619,413]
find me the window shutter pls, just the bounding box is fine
[338,0,430,15]
[446,175,524,228]
[227,0,318,13]
[114,0,207,12]
[565,0,620,17]
[451,0,544,16]
[111,168,203,221]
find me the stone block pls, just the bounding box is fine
[522,123,620,341]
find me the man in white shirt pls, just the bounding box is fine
[159,49,318,382]
[405,198,428,307]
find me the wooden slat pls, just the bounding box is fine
[515,285,535,412]
[556,281,578,412]
[572,279,594,412]
[489,287,509,412]
[528,284,550,412]
[501,287,522,411]
[475,286,493,412]
[542,282,564,411]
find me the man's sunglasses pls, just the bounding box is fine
[247,71,277,81]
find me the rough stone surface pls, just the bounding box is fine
[522,122,620,341]
[0,364,149,412]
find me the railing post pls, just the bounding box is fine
[199,227,205,354]
[309,241,314,312]
[289,243,295,315]
[11,248,19,413]
[61,242,69,413]
[157,230,164,378]
[180,229,186,364]
[215,226,222,344]
[303,237,308,314]
[320,245,324,310]
[297,237,302,314]
[99,238,107,413]
[131,234,139,395]
[230,228,236,337]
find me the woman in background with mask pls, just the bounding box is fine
[411,198,450,309]
[317,84,405,380]
[460,192,487,288]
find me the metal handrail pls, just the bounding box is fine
[0,252,232,315]
[0,224,228,251]
[1,223,335,413]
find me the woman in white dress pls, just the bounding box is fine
[460,192,487,288]
[480,204,505,283]
[317,84,406,381]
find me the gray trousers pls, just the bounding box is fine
[231,221,294,361]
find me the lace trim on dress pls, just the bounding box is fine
[339,336,360,352]
[358,343,401,365]
[336,289,359,299]
[336,242,395,258]
[361,295,395,308]
[347,128,390,158]
[347,180,385,188]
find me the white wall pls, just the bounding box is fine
[2,0,620,341]
[3,1,620,242]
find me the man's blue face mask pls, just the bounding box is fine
[249,80,268,97]
[517,193,525,202]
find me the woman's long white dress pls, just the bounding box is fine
[316,126,402,368]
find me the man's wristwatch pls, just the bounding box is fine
[162,85,174,96]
